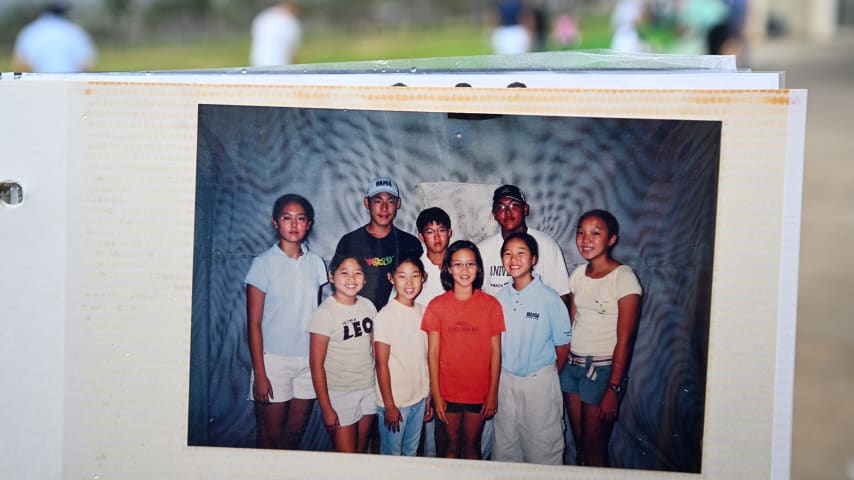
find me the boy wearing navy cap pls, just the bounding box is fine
[334,177,423,311]
[476,184,571,460]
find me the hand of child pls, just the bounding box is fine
[599,390,619,421]
[423,398,434,422]
[433,396,448,424]
[384,405,402,433]
[252,375,274,403]
[321,408,340,432]
[481,392,498,419]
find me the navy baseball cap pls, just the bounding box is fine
[492,184,526,205]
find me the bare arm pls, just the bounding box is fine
[555,343,570,373]
[427,331,446,423]
[374,341,401,432]
[599,293,641,420]
[560,293,571,318]
[481,334,501,419]
[246,285,272,403]
[309,332,339,431]
[556,292,574,372]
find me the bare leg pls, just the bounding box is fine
[332,423,358,453]
[255,401,287,449]
[434,417,450,457]
[461,411,484,460]
[580,402,615,467]
[282,398,314,450]
[355,414,377,453]
[564,392,583,464]
[443,412,463,458]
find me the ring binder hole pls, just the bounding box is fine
[0,181,24,206]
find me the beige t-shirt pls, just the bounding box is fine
[569,264,642,357]
[309,295,376,391]
[373,299,429,407]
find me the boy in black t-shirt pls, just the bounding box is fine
[334,177,423,311]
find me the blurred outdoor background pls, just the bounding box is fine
[2,0,852,479]
[0,0,848,71]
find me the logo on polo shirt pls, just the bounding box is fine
[525,312,540,320]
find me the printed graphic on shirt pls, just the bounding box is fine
[342,316,374,340]
[525,311,540,321]
[448,321,480,334]
[365,255,394,267]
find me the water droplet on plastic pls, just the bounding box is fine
[455,131,463,140]
[409,67,417,73]
[240,68,248,74]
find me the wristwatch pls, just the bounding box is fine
[607,382,622,393]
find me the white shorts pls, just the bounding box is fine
[247,353,316,403]
[329,387,377,427]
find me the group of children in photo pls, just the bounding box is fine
[244,176,642,467]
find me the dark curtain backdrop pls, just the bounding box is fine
[189,104,719,473]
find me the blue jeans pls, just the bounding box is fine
[377,398,426,456]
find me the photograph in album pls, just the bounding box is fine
[189,103,719,473]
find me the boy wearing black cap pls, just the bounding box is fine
[334,177,423,311]
[478,184,571,304]
[477,184,571,460]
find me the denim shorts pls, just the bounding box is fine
[560,357,613,405]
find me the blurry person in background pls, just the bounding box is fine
[551,12,582,50]
[250,2,302,67]
[12,1,97,73]
[529,0,549,51]
[487,0,535,54]
[610,0,650,53]
[669,0,730,55]
[707,0,750,63]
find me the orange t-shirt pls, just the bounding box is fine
[421,290,505,404]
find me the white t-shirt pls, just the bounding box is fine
[249,5,302,66]
[373,299,429,407]
[309,295,376,391]
[479,228,571,297]
[569,264,642,356]
[416,251,446,306]
[244,243,327,357]
[13,13,96,73]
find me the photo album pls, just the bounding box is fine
[1,53,805,479]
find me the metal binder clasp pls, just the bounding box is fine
[0,180,24,206]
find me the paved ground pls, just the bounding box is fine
[750,30,854,479]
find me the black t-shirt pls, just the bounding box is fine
[334,226,423,310]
